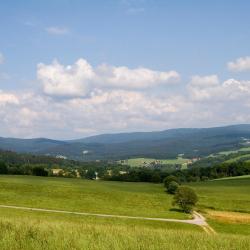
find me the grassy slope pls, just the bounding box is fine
[188,176,250,237]
[188,176,250,212]
[0,175,249,249]
[0,175,188,219]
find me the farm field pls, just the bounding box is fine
[119,157,190,167]
[0,175,249,249]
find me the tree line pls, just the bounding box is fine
[0,150,249,182]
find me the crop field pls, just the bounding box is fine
[119,157,190,167]
[0,175,249,249]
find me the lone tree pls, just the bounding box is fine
[167,181,179,194]
[172,186,198,213]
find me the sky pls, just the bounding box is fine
[0,0,250,139]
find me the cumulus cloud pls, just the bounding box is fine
[227,56,250,72]
[45,26,69,35]
[0,53,4,64]
[2,58,250,139]
[37,59,95,97]
[2,78,250,139]
[188,75,250,102]
[0,89,184,138]
[0,90,19,106]
[96,64,179,89]
[37,58,180,97]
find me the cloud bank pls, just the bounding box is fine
[1,56,250,139]
[37,59,180,97]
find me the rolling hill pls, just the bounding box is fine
[1,124,250,161]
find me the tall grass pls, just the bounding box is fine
[0,216,249,250]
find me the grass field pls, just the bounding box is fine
[188,175,250,213]
[0,175,249,249]
[119,157,190,168]
[0,175,188,219]
[0,210,249,250]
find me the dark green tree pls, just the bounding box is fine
[172,186,198,213]
[85,169,96,180]
[163,175,180,188]
[0,161,8,174]
[167,181,179,194]
[32,166,48,176]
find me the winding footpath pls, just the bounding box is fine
[0,204,215,234]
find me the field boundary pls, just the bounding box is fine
[0,204,214,233]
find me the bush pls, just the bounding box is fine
[0,161,8,174]
[172,186,198,213]
[167,181,179,194]
[163,175,179,188]
[32,166,48,177]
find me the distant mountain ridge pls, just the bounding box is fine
[1,124,250,161]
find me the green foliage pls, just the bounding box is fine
[163,175,180,188]
[167,181,179,194]
[173,186,198,213]
[32,166,48,176]
[85,169,96,180]
[0,161,8,174]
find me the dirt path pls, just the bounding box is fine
[0,204,215,233]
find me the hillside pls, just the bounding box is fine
[1,124,250,160]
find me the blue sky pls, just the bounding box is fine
[0,0,250,139]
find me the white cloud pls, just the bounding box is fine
[2,79,250,139]
[37,59,95,97]
[2,58,250,139]
[0,90,19,106]
[0,53,4,64]
[96,64,179,89]
[37,58,180,97]
[227,56,250,72]
[45,26,69,35]
[188,75,250,102]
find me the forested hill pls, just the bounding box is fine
[1,124,250,160]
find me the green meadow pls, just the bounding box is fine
[188,175,250,212]
[0,175,188,219]
[0,175,249,249]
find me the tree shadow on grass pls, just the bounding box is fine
[169,208,184,214]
